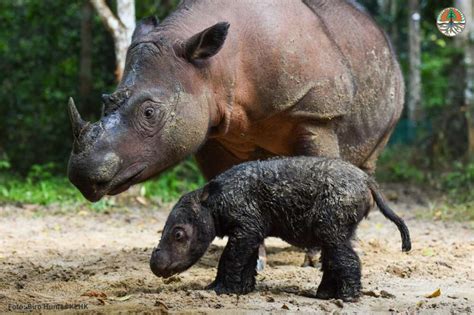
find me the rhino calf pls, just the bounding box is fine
[149,157,411,301]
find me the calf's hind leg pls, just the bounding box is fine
[317,241,361,302]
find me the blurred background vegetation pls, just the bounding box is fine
[0,0,472,218]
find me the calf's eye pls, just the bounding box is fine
[174,229,185,241]
[144,107,154,118]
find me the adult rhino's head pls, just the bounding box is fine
[68,17,230,201]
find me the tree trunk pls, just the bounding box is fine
[456,0,474,159]
[407,0,422,125]
[80,1,93,118]
[389,0,398,50]
[90,0,136,82]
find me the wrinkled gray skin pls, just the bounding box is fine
[150,157,411,301]
[67,0,404,202]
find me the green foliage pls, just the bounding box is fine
[377,146,474,204]
[0,155,11,171]
[0,172,82,206]
[142,159,206,202]
[440,162,474,202]
[0,159,204,206]
[376,146,425,183]
[0,0,115,174]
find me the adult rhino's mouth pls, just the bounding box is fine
[108,166,146,195]
[87,165,147,202]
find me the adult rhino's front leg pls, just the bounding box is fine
[195,139,268,272]
[195,139,244,180]
[294,121,341,159]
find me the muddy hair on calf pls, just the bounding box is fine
[151,157,411,301]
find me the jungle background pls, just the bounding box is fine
[0,1,473,313]
[0,0,473,220]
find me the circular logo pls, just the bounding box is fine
[437,7,466,37]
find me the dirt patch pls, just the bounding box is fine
[0,193,473,313]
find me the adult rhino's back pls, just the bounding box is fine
[299,0,404,168]
[187,0,403,170]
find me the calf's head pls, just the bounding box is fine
[68,18,230,201]
[150,189,215,278]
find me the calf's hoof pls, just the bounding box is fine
[315,283,336,300]
[335,285,361,302]
[206,280,254,295]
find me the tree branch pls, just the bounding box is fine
[89,0,124,40]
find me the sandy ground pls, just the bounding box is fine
[0,186,473,314]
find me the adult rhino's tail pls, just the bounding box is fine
[368,180,411,252]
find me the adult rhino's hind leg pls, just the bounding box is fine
[360,122,398,175]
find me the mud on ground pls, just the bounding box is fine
[0,186,473,314]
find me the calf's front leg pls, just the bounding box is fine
[295,122,341,268]
[207,235,261,295]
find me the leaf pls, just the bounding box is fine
[136,196,148,206]
[78,210,89,216]
[425,288,441,298]
[380,290,396,299]
[97,298,108,305]
[81,290,107,298]
[154,300,168,309]
[109,295,132,301]
[422,248,435,257]
[281,304,290,310]
[362,290,380,298]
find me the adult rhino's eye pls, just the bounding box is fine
[174,229,185,241]
[144,107,155,118]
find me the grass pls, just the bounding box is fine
[0,159,205,207]
[419,201,474,223]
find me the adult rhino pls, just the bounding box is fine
[68,0,403,218]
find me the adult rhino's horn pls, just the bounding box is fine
[67,97,87,139]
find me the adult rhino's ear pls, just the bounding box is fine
[132,16,159,41]
[182,22,230,62]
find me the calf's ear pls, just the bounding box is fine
[182,22,230,62]
[200,181,221,203]
[132,16,159,41]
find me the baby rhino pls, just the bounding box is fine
[149,157,411,301]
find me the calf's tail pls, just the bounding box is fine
[368,180,411,252]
